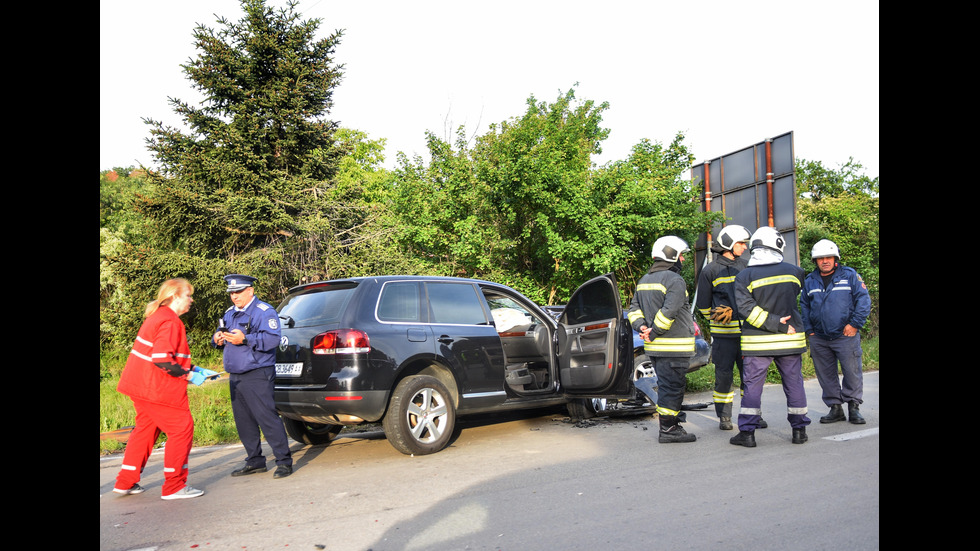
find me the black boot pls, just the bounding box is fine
[758,417,768,429]
[659,416,696,443]
[730,430,756,447]
[719,416,733,430]
[848,401,866,424]
[820,404,846,423]
[792,428,808,444]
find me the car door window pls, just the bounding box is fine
[486,296,542,333]
[561,278,619,325]
[426,282,488,325]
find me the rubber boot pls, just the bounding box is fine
[792,427,808,444]
[730,431,756,447]
[847,401,866,424]
[719,417,733,430]
[659,416,696,443]
[820,404,846,423]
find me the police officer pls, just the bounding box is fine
[801,239,872,424]
[628,236,697,443]
[213,274,293,478]
[695,224,766,431]
[731,227,811,447]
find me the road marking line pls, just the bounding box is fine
[824,427,878,441]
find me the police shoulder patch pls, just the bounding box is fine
[268,318,278,329]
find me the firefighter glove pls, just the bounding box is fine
[710,305,733,324]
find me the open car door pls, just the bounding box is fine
[556,274,632,396]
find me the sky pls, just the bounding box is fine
[100,0,879,177]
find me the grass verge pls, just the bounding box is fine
[685,334,879,392]
[101,335,879,455]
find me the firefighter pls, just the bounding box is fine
[628,236,697,443]
[695,224,766,431]
[731,227,811,447]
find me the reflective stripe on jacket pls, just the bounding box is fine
[117,306,192,407]
[734,261,807,356]
[628,265,695,358]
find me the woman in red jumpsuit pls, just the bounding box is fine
[113,278,204,499]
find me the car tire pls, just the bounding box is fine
[382,375,456,455]
[567,398,606,419]
[282,417,343,446]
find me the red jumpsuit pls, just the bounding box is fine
[114,306,195,497]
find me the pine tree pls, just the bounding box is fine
[103,0,355,349]
[140,0,346,257]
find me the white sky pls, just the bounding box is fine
[100,0,879,177]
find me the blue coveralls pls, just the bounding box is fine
[800,264,871,407]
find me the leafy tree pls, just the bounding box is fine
[100,168,152,240]
[592,134,718,301]
[796,157,879,334]
[391,87,719,305]
[796,157,878,201]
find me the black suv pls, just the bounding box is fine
[273,274,641,455]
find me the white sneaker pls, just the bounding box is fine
[113,483,145,495]
[161,486,204,500]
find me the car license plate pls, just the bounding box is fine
[275,362,303,377]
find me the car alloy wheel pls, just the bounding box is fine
[383,375,456,455]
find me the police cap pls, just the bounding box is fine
[224,274,256,293]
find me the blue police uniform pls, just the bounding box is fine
[215,275,292,475]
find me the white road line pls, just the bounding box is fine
[824,427,878,441]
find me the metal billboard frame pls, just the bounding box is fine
[690,131,799,277]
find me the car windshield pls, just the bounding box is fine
[277,283,357,327]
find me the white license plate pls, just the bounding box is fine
[275,362,303,377]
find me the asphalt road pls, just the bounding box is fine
[100,371,879,551]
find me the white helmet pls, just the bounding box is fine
[811,239,840,259]
[749,226,785,253]
[651,236,690,262]
[716,225,751,251]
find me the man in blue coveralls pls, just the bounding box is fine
[801,239,872,425]
[213,274,293,478]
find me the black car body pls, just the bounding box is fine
[273,274,636,455]
[544,305,711,414]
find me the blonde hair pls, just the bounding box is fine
[145,278,194,318]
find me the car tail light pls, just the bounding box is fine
[312,329,370,355]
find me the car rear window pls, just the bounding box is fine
[277,283,356,327]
